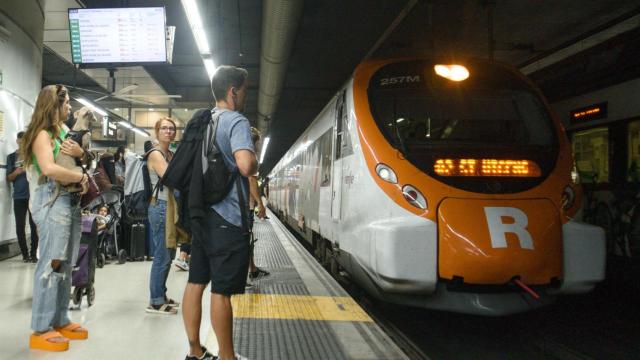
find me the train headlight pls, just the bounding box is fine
[402,185,427,210]
[561,185,575,211]
[376,163,398,184]
[434,64,469,81]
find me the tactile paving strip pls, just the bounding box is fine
[232,219,349,359]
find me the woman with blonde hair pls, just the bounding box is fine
[21,85,89,352]
[146,117,179,314]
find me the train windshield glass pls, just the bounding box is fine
[368,61,557,151]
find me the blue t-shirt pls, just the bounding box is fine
[210,108,255,227]
[6,152,30,200]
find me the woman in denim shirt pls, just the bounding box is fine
[20,85,89,352]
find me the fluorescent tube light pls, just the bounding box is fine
[118,121,133,129]
[181,0,210,55]
[259,137,270,164]
[203,58,217,79]
[132,127,149,138]
[76,98,107,116]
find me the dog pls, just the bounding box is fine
[53,106,97,196]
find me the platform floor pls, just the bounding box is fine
[0,211,406,359]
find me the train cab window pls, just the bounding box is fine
[572,127,609,184]
[367,60,560,194]
[627,120,640,182]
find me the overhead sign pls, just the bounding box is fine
[570,102,607,124]
[68,7,167,64]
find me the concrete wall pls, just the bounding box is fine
[551,78,640,129]
[0,0,45,246]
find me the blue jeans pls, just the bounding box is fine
[30,180,81,332]
[148,200,174,305]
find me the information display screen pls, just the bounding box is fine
[68,7,167,64]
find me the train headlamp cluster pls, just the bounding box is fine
[376,163,398,184]
[434,64,469,81]
[402,185,427,210]
[434,159,541,177]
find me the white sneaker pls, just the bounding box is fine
[174,260,189,271]
[235,354,249,360]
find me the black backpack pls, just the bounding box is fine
[203,110,236,205]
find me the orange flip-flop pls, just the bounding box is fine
[29,331,69,352]
[54,322,88,340]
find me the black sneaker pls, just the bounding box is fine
[249,267,270,280]
[185,346,217,360]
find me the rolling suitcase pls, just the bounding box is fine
[129,222,146,260]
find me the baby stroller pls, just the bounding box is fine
[72,214,98,307]
[86,186,126,267]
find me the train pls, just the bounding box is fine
[266,58,606,316]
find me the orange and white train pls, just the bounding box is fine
[267,58,605,315]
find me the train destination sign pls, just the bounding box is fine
[434,159,541,177]
[569,102,607,124]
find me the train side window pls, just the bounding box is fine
[572,127,609,184]
[627,120,640,183]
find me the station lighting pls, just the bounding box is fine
[181,0,210,55]
[259,137,270,164]
[434,64,469,81]
[203,58,217,79]
[117,121,132,129]
[132,127,150,138]
[76,98,107,116]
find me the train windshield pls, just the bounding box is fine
[368,61,556,150]
[367,60,559,192]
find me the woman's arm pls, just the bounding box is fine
[33,130,86,184]
[147,150,168,178]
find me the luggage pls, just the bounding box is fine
[72,244,90,288]
[129,222,146,260]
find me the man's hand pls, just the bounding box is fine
[14,167,25,175]
[61,139,84,158]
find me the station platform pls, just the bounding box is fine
[0,209,407,359]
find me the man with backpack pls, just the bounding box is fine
[180,66,256,360]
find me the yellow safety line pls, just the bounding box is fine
[231,294,373,322]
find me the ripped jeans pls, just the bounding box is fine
[30,180,81,333]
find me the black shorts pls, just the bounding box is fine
[188,209,250,296]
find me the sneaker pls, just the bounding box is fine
[185,345,217,360]
[145,304,177,315]
[235,353,249,360]
[174,259,189,271]
[249,267,270,281]
[165,297,181,309]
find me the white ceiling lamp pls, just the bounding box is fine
[181,0,210,55]
[132,127,149,138]
[259,137,270,164]
[76,97,108,116]
[117,121,133,129]
[203,58,217,80]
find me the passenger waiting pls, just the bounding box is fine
[22,85,90,352]
[145,117,179,314]
[248,127,269,283]
[6,131,39,263]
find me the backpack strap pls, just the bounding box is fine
[147,148,168,202]
[235,174,249,235]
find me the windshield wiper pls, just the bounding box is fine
[394,122,409,156]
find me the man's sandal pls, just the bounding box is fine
[165,297,181,309]
[146,304,178,314]
[54,322,88,340]
[29,331,69,352]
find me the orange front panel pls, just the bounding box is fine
[438,198,562,285]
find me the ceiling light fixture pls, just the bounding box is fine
[132,127,149,138]
[259,137,270,164]
[181,0,210,55]
[77,98,107,116]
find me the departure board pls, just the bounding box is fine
[69,7,167,64]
